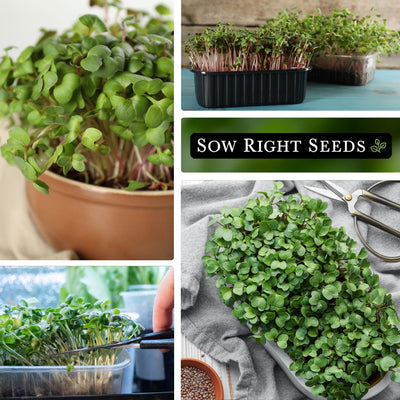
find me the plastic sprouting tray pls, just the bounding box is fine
[191,68,310,108]
[264,340,391,399]
[0,352,132,398]
[308,53,378,86]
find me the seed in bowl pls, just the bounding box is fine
[181,365,215,400]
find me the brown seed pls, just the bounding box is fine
[181,366,215,400]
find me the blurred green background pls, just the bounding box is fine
[182,118,400,172]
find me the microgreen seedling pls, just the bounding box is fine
[0,295,142,396]
[0,3,174,193]
[185,11,315,72]
[303,8,400,57]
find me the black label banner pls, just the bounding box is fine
[190,133,392,159]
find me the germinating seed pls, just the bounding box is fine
[181,366,215,400]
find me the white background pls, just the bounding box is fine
[0,0,174,58]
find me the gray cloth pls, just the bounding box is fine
[181,181,400,400]
[0,126,77,260]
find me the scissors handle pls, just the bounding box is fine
[140,328,174,341]
[362,190,400,212]
[137,338,174,350]
[352,209,400,239]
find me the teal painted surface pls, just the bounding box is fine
[181,69,400,111]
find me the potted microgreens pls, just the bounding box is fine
[203,182,400,400]
[0,296,142,397]
[0,0,174,260]
[303,8,400,85]
[184,11,314,107]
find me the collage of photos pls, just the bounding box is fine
[0,0,399,400]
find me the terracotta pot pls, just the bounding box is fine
[25,171,173,260]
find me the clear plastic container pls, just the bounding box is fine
[0,351,132,398]
[120,284,159,330]
[309,53,378,85]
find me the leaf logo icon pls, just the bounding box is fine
[371,139,386,153]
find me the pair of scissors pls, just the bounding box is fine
[304,181,400,262]
[46,328,174,358]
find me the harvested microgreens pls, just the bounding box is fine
[203,182,400,400]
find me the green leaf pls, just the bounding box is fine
[145,105,164,128]
[87,45,112,59]
[81,127,102,150]
[391,371,400,384]
[43,71,58,94]
[79,14,107,32]
[220,286,232,302]
[377,356,396,372]
[161,82,174,99]
[115,99,136,121]
[370,287,387,305]
[251,296,267,310]
[81,56,102,72]
[156,57,173,75]
[147,78,163,95]
[13,156,37,181]
[155,5,171,15]
[66,115,83,143]
[145,121,169,146]
[33,180,49,195]
[205,240,219,256]
[53,73,80,104]
[125,181,149,191]
[322,284,339,300]
[93,57,119,78]
[311,384,325,397]
[72,153,86,172]
[128,59,144,73]
[277,333,289,349]
[267,293,284,308]
[9,127,30,146]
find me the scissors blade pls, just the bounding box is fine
[321,181,348,200]
[45,329,174,358]
[304,185,343,202]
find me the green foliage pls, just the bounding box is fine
[185,11,314,72]
[0,296,142,367]
[203,182,400,400]
[186,8,400,72]
[0,4,174,193]
[60,266,168,308]
[303,8,400,56]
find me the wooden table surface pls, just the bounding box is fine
[181,335,235,400]
[181,69,400,111]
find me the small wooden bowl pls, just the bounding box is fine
[181,358,224,400]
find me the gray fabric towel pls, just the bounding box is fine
[181,180,400,400]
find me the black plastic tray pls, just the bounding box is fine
[192,68,310,108]
[3,391,173,400]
